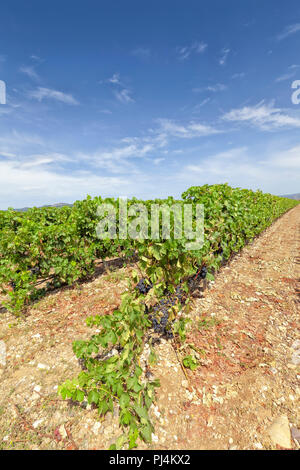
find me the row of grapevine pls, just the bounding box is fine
[1,184,298,448]
[1,185,297,314]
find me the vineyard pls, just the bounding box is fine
[0,184,299,449]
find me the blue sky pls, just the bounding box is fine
[0,0,300,208]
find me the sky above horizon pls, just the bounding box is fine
[0,0,300,209]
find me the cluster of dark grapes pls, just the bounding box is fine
[78,344,124,371]
[148,310,173,338]
[199,266,207,279]
[136,278,153,294]
[78,357,87,370]
[215,246,223,256]
[187,265,207,292]
[9,265,40,291]
[30,266,40,275]
[147,286,185,338]
[142,267,209,339]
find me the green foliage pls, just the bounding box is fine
[182,355,199,371]
[58,292,159,449]
[0,184,298,447]
[0,185,297,313]
[172,317,191,342]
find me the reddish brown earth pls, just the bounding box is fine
[0,205,299,450]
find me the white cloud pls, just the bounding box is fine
[193,83,227,93]
[232,72,245,79]
[207,83,227,92]
[222,101,300,130]
[20,153,72,168]
[0,130,45,152]
[99,109,112,114]
[277,23,300,41]
[219,48,230,66]
[266,145,300,169]
[28,87,79,105]
[1,124,299,208]
[0,158,134,209]
[0,151,16,158]
[275,72,296,82]
[114,88,134,104]
[275,65,300,82]
[191,98,211,112]
[0,133,155,207]
[198,98,211,107]
[0,107,13,116]
[194,42,208,54]
[153,158,165,165]
[131,47,151,58]
[75,141,156,175]
[185,147,248,173]
[0,132,76,175]
[108,73,121,85]
[30,55,42,62]
[104,73,134,104]
[156,118,221,138]
[176,145,300,195]
[20,65,40,81]
[177,41,207,60]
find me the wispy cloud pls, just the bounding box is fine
[153,158,165,165]
[176,41,207,60]
[131,47,151,58]
[0,151,16,158]
[268,145,300,169]
[78,141,154,174]
[30,54,43,63]
[28,87,79,105]
[232,72,245,79]
[104,73,135,104]
[0,130,45,150]
[275,64,299,82]
[79,117,221,175]
[198,98,210,107]
[176,144,300,195]
[20,65,40,81]
[193,83,227,93]
[114,88,134,104]
[20,153,71,168]
[0,132,55,167]
[223,101,300,130]
[185,147,248,173]
[275,72,296,82]
[219,48,230,66]
[0,156,133,208]
[107,73,121,85]
[192,98,211,112]
[99,109,113,114]
[156,118,221,138]
[277,23,300,40]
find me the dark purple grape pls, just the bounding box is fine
[136,278,153,294]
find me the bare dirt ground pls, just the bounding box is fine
[0,205,299,450]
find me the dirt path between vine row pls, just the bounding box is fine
[147,204,300,450]
[0,205,299,450]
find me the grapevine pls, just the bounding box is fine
[0,184,298,448]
